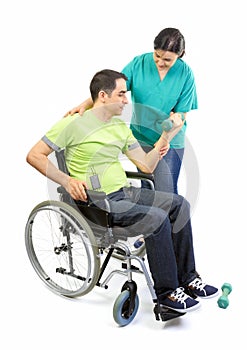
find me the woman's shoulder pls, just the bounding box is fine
[175,58,195,77]
[127,52,153,65]
[177,58,193,71]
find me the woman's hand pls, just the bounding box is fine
[63,98,93,117]
[63,103,86,117]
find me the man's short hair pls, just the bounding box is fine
[89,69,128,102]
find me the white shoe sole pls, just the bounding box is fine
[165,301,201,313]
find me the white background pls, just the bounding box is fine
[1,0,245,348]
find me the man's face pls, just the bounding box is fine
[104,78,128,115]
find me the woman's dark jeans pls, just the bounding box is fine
[140,146,184,194]
[107,186,197,301]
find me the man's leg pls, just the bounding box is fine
[137,189,197,297]
[134,188,218,301]
[108,188,201,311]
[108,188,197,295]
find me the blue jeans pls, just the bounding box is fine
[107,187,197,301]
[140,147,184,194]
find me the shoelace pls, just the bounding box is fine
[189,278,206,291]
[169,287,189,304]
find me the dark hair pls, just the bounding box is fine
[89,69,128,102]
[154,28,185,58]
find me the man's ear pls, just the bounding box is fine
[98,90,107,103]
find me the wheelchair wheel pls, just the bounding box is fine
[25,200,100,297]
[113,290,139,326]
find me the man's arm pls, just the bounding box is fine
[126,113,184,173]
[26,140,88,201]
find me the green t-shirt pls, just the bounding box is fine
[42,111,139,194]
[122,53,198,148]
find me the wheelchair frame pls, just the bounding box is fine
[25,150,184,326]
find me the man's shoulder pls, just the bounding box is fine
[111,117,130,130]
[47,113,79,132]
[112,116,126,123]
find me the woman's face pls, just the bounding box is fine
[153,49,179,71]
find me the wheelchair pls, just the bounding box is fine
[25,150,185,326]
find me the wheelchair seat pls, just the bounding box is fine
[55,149,154,247]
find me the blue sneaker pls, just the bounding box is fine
[161,287,200,313]
[133,236,144,248]
[186,277,219,298]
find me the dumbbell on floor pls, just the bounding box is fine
[217,283,232,309]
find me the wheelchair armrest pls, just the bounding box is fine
[125,171,154,182]
[86,189,107,204]
[125,171,155,190]
[57,186,68,195]
[57,186,109,210]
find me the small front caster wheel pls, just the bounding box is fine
[113,290,139,326]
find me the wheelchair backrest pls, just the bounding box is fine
[55,149,113,230]
[55,149,69,175]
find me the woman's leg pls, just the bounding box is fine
[140,146,184,194]
[154,148,184,194]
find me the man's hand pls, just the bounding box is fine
[65,177,89,201]
[161,112,185,143]
[169,112,185,128]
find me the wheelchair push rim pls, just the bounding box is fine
[25,200,100,298]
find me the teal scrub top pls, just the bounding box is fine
[122,53,198,148]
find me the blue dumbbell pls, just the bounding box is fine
[162,113,185,131]
[162,119,174,131]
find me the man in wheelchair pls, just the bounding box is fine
[26,69,218,316]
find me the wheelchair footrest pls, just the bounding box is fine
[122,263,140,271]
[153,304,186,322]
